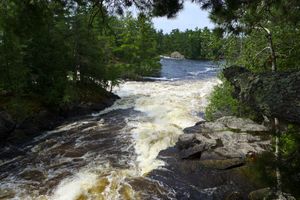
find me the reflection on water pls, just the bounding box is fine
[0,59,220,200]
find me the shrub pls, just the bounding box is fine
[205,78,257,121]
[205,80,240,121]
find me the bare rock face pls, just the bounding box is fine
[178,116,271,161]
[150,116,272,199]
[152,116,297,199]
[223,66,300,124]
[216,116,269,133]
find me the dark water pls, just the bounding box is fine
[0,59,220,200]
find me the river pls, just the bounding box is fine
[0,59,220,200]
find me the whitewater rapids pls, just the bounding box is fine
[50,79,219,200]
[0,59,220,200]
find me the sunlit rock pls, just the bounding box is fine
[170,51,185,59]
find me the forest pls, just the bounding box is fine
[0,0,222,122]
[0,1,159,118]
[157,27,223,60]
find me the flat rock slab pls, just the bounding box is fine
[216,116,269,133]
[179,116,271,160]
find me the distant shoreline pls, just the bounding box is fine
[160,55,223,62]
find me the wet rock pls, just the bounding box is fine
[176,134,198,150]
[177,133,218,159]
[151,148,262,200]
[0,111,16,141]
[199,158,245,170]
[151,117,271,200]
[179,143,206,159]
[223,66,300,124]
[183,121,227,134]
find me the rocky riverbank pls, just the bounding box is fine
[148,116,278,199]
[147,65,300,199]
[0,92,119,146]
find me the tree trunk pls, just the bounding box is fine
[268,33,277,72]
[263,26,282,198]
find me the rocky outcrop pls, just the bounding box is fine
[178,116,270,161]
[170,51,185,59]
[223,66,300,124]
[149,116,272,199]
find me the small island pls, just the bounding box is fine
[170,51,185,59]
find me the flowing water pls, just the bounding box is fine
[0,59,221,200]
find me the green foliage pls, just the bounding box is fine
[205,77,257,121]
[205,80,239,121]
[0,2,161,115]
[278,124,300,198]
[245,151,277,187]
[246,125,300,198]
[204,0,300,72]
[203,0,300,197]
[114,14,161,77]
[156,27,223,60]
[280,125,300,157]
[223,27,300,72]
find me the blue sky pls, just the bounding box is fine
[152,1,214,33]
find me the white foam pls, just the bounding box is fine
[44,78,221,199]
[50,171,98,200]
[113,79,220,174]
[143,76,180,81]
[187,67,215,76]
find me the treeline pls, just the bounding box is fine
[0,1,160,112]
[156,28,223,60]
[223,28,300,72]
